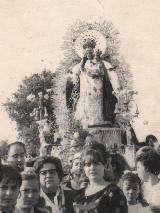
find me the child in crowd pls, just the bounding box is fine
[122,171,152,213]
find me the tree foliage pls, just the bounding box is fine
[4,70,56,156]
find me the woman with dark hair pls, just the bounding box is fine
[34,156,75,213]
[34,156,64,181]
[121,171,151,213]
[136,147,160,206]
[73,142,128,213]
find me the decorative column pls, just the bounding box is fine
[27,89,54,156]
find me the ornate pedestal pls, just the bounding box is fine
[88,127,136,168]
[88,127,123,149]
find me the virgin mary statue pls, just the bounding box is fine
[66,33,120,128]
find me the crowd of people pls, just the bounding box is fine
[0,134,160,213]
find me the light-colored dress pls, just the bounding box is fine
[75,60,105,127]
[69,59,119,128]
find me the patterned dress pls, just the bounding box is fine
[73,183,128,213]
[67,60,118,126]
[75,60,105,127]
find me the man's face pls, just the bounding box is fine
[0,179,20,209]
[39,163,60,193]
[7,145,25,172]
[18,179,39,209]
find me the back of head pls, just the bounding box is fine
[136,146,153,157]
[21,167,39,182]
[136,147,160,176]
[0,164,22,187]
[110,153,130,181]
[145,135,158,147]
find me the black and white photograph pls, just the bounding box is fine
[0,0,160,212]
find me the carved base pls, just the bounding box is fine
[88,126,136,168]
[88,127,123,148]
[88,121,112,128]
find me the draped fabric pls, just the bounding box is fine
[67,60,118,127]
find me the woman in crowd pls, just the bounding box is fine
[34,156,76,213]
[73,142,128,213]
[136,147,160,205]
[64,152,82,191]
[122,171,151,213]
[135,147,160,212]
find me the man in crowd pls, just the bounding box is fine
[6,141,26,172]
[0,165,22,212]
[34,156,75,213]
[16,168,50,213]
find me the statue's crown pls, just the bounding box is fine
[83,38,96,49]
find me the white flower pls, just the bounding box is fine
[44,94,49,100]
[46,88,52,93]
[38,92,43,97]
[73,132,79,139]
[26,94,35,102]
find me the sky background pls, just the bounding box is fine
[0,0,160,143]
